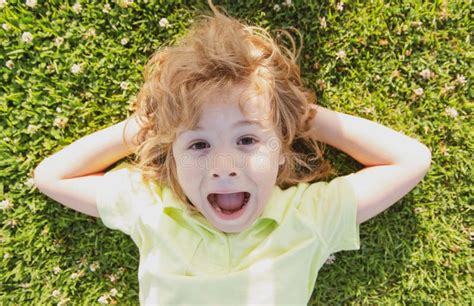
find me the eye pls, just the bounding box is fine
[188,141,209,150]
[238,136,258,146]
[188,136,258,151]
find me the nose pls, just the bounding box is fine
[208,149,242,179]
[210,160,239,178]
[212,171,237,178]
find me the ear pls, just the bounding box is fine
[279,154,285,166]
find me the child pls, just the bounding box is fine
[34,1,432,304]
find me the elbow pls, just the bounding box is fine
[34,164,45,188]
[410,145,432,175]
[419,145,432,168]
[398,144,432,170]
[34,160,51,186]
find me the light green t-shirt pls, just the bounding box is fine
[97,161,360,306]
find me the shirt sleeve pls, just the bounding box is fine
[298,174,360,254]
[96,161,157,236]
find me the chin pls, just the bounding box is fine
[214,222,249,234]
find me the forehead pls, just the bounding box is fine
[177,82,274,136]
[205,82,273,123]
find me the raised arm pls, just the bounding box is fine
[34,114,142,181]
[308,104,432,224]
[33,114,143,217]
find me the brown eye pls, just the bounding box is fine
[189,141,209,150]
[238,136,257,146]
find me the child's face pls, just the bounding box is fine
[172,84,285,233]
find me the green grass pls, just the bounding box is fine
[1,0,472,304]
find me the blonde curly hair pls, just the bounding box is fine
[122,0,336,214]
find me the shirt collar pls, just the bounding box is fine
[124,162,286,233]
[159,185,286,235]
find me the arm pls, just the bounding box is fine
[34,113,142,181]
[308,104,432,224]
[34,113,143,217]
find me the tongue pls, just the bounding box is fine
[215,192,245,211]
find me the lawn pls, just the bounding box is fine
[1,0,472,304]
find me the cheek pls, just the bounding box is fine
[174,156,203,204]
[247,149,280,174]
[176,153,203,173]
[174,154,203,191]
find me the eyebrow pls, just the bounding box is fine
[190,119,264,132]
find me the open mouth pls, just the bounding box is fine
[207,192,250,219]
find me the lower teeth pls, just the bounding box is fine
[213,197,248,214]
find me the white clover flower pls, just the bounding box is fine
[315,79,326,90]
[319,17,327,29]
[273,4,280,11]
[22,31,33,43]
[56,107,62,113]
[363,106,375,114]
[6,60,14,69]
[118,0,133,7]
[72,1,82,13]
[52,289,61,298]
[54,36,64,46]
[27,124,40,134]
[110,288,118,297]
[85,28,96,38]
[46,63,56,73]
[325,253,336,264]
[2,23,10,31]
[456,74,466,85]
[26,0,36,8]
[53,266,62,274]
[3,136,11,142]
[414,207,424,214]
[0,0,6,9]
[25,177,36,188]
[89,261,100,272]
[159,17,169,28]
[1,199,13,210]
[121,37,128,45]
[336,1,344,11]
[108,273,117,283]
[4,252,11,259]
[5,219,17,227]
[71,63,81,74]
[57,298,70,306]
[77,255,88,267]
[411,21,422,29]
[70,272,79,279]
[120,81,129,90]
[413,87,424,96]
[103,3,111,13]
[53,117,68,128]
[445,107,458,118]
[282,0,292,6]
[419,68,435,80]
[440,84,455,95]
[335,50,346,60]
[98,295,109,304]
